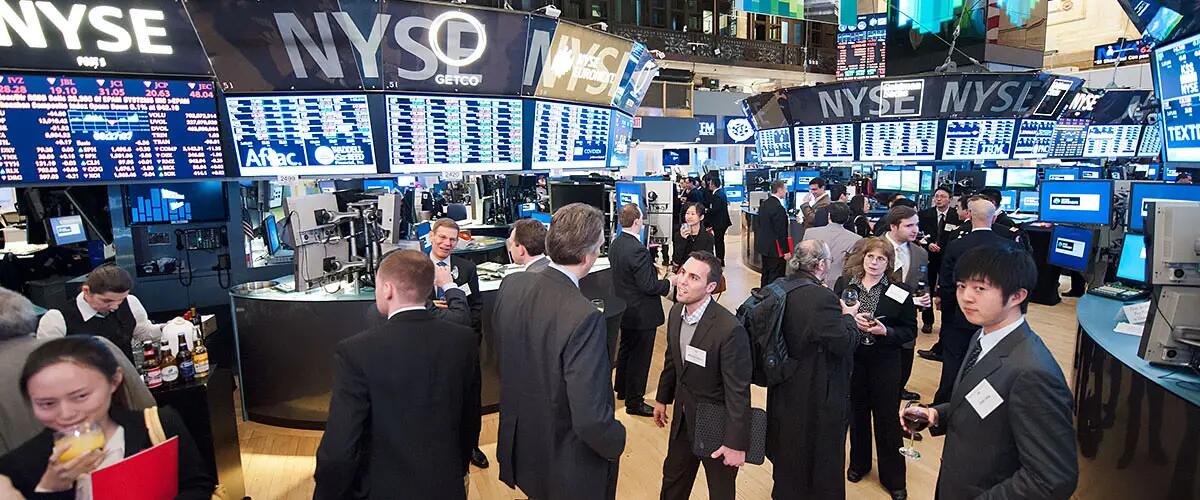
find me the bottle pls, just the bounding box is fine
[177,332,195,383]
[159,339,178,388]
[193,334,210,379]
[141,341,161,389]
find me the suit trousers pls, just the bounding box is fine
[660,414,738,500]
[900,347,914,389]
[923,260,940,327]
[760,255,786,288]
[712,226,728,264]
[933,324,975,404]
[615,326,658,405]
[849,348,906,492]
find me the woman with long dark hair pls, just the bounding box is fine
[846,195,873,237]
[671,202,715,270]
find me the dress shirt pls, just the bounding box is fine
[886,234,910,282]
[429,253,469,296]
[36,294,154,340]
[971,226,993,232]
[975,315,1026,362]
[547,261,580,288]
[524,255,548,270]
[680,296,711,357]
[388,306,427,320]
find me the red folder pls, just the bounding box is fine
[91,436,178,500]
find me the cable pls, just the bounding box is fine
[882,0,991,72]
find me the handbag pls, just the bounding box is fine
[143,407,230,500]
[690,402,767,465]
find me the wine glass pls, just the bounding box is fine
[899,402,928,460]
[914,279,929,309]
[842,287,874,346]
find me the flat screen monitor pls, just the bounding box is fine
[1127,182,1200,232]
[1018,191,1040,212]
[318,180,336,193]
[0,75,225,185]
[49,215,86,245]
[1154,32,1200,164]
[1047,225,1095,273]
[1082,124,1142,158]
[531,212,552,225]
[531,101,611,169]
[900,170,921,192]
[414,221,432,253]
[1164,166,1180,181]
[793,124,855,162]
[609,111,635,168]
[1049,120,1089,158]
[794,170,820,186]
[755,127,794,163]
[663,149,691,166]
[724,186,745,203]
[1012,119,1056,159]
[385,95,523,173]
[1116,233,1147,283]
[1038,180,1113,225]
[226,94,376,177]
[941,119,1017,160]
[363,179,398,193]
[1005,168,1037,189]
[722,170,744,186]
[124,182,228,225]
[984,168,1006,187]
[876,170,902,191]
[1138,124,1163,158]
[549,183,606,213]
[1044,167,1079,181]
[859,121,940,161]
[999,190,1019,212]
[263,214,281,255]
[1080,167,1103,179]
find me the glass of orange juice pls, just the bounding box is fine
[54,422,105,462]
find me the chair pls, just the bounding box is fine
[447,203,468,221]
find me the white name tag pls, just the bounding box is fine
[885,284,910,304]
[943,224,959,232]
[966,379,1004,419]
[685,345,707,367]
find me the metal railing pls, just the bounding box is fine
[611,24,836,73]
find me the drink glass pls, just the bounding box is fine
[54,422,105,462]
[842,287,874,346]
[900,402,928,460]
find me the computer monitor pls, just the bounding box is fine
[663,149,691,166]
[318,180,337,193]
[531,212,552,225]
[1044,167,1079,181]
[363,179,398,193]
[1047,225,1096,273]
[794,170,820,186]
[1005,168,1037,188]
[1128,182,1200,232]
[1080,167,1103,179]
[984,168,1006,187]
[1116,233,1147,284]
[49,215,86,245]
[722,170,744,186]
[1038,180,1113,225]
[263,214,281,255]
[414,221,432,253]
[876,170,902,191]
[900,170,921,192]
[1018,191,1040,213]
[999,190,1018,212]
[724,186,745,203]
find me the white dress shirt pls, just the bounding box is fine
[388,305,427,320]
[976,315,1026,362]
[37,294,155,341]
[523,254,548,270]
[886,234,910,282]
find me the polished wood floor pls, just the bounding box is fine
[235,236,1082,499]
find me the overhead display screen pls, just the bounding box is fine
[609,112,635,168]
[1138,124,1163,158]
[385,95,523,173]
[860,121,939,161]
[836,14,887,81]
[1049,119,1089,158]
[531,101,611,169]
[1154,32,1200,164]
[941,119,1016,160]
[1011,119,1056,159]
[124,182,227,225]
[0,75,224,185]
[755,128,794,163]
[793,124,855,162]
[1083,124,1142,158]
[226,94,375,177]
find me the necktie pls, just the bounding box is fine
[936,212,944,241]
[436,262,448,299]
[960,339,984,381]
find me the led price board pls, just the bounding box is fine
[1138,124,1162,158]
[859,120,939,161]
[531,101,611,169]
[836,14,887,81]
[226,94,375,177]
[1082,124,1141,158]
[1011,119,1056,159]
[755,127,794,163]
[1049,118,1089,158]
[793,124,855,162]
[386,95,523,173]
[941,119,1016,160]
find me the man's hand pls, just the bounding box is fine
[929,243,941,253]
[784,252,792,261]
[900,406,939,432]
[711,446,746,468]
[434,266,453,288]
[653,402,669,428]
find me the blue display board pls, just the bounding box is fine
[609,111,635,168]
[226,94,375,177]
[385,95,523,173]
[724,186,745,203]
[1116,233,1147,283]
[663,149,691,166]
[0,75,224,185]
[124,182,227,225]
[793,124,855,162]
[1048,224,1096,273]
[1083,124,1141,158]
[531,101,611,169]
[1127,182,1200,232]
[859,121,939,161]
[1155,31,1200,164]
[1038,180,1113,225]
[1137,124,1163,158]
[1011,119,1056,159]
[49,215,86,245]
[755,127,794,163]
[1049,118,1089,158]
[941,119,1016,160]
[999,190,1018,212]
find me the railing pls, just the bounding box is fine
[611,24,836,74]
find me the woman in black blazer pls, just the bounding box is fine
[846,195,874,237]
[0,337,214,500]
[833,238,917,500]
[671,202,715,270]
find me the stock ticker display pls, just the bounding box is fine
[1082,124,1141,158]
[860,120,939,161]
[755,127,794,163]
[1011,119,1056,159]
[836,14,887,81]
[1138,124,1163,158]
[941,119,1016,160]
[0,75,223,184]
[793,124,855,162]
[1049,118,1090,158]
[1154,32,1200,163]
[532,101,611,169]
[386,95,523,173]
[226,94,376,177]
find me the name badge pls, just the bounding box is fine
[885,285,910,304]
[943,224,959,232]
[966,379,1004,419]
[685,345,707,367]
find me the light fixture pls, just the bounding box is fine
[534,4,561,18]
[587,22,608,32]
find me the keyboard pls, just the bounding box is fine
[1087,283,1150,302]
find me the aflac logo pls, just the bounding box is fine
[244,147,301,167]
[726,118,754,143]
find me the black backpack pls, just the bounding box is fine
[736,278,811,387]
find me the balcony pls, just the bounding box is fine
[611,24,836,74]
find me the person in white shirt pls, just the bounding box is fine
[506,219,549,272]
[36,265,158,362]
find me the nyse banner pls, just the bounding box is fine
[0,0,212,75]
[533,22,632,106]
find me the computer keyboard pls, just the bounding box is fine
[1087,283,1150,302]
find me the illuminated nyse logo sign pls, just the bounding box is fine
[878,79,924,118]
[1066,91,1101,113]
[543,35,623,96]
[1049,194,1100,212]
[1054,237,1085,258]
[0,1,174,68]
[817,77,1052,120]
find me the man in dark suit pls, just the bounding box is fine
[933,197,1019,405]
[980,188,1033,253]
[316,250,480,499]
[703,176,732,264]
[507,218,550,271]
[883,205,932,403]
[493,203,626,500]
[917,187,960,334]
[611,203,672,416]
[653,251,752,500]
[756,180,792,287]
[427,218,488,469]
[902,245,1077,499]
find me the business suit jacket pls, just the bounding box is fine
[931,322,1077,499]
[802,224,861,288]
[315,310,480,500]
[525,255,551,272]
[493,268,626,500]
[755,195,791,258]
[655,301,752,449]
[704,189,731,232]
[427,255,483,332]
[918,207,961,248]
[610,231,671,329]
[938,229,1018,328]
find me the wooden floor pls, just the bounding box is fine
[235,236,1082,499]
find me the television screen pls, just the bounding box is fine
[900,170,921,192]
[794,170,821,186]
[1116,233,1147,283]
[0,75,224,185]
[124,182,228,225]
[999,190,1018,212]
[722,170,745,186]
[227,94,375,177]
[1018,191,1040,212]
[318,180,336,193]
[663,149,691,166]
[724,186,745,203]
[941,119,1016,160]
[984,168,1006,188]
[1006,169,1038,188]
[1154,32,1200,164]
[263,214,281,255]
[755,127,794,163]
[1038,180,1113,225]
[860,121,940,161]
[1138,124,1163,158]
[1044,167,1079,181]
[363,179,399,193]
[1080,167,1103,179]
[385,95,523,173]
[876,170,902,191]
[609,111,635,168]
[1047,225,1095,273]
[1082,124,1142,158]
[49,216,86,245]
[1012,119,1057,159]
[793,124,855,162]
[1127,182,1200,232]
[532,101,611,169]
[549,183,606,213]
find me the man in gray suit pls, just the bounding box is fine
[883,205,931,402]
[493,203,626,500]
[800,202,861,288]
[507,219,549,272]
[902,245,1077,499]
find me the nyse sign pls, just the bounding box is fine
[532,22,633,106]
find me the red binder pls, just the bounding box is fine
[91,436,178,500]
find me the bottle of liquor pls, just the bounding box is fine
[177,332,195,383]
[141,341,161,389]
[159,339,178,388]
[193,333,210,379]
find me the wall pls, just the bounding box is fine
[1045,0,1142,69]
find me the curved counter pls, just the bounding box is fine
[1074,295,1200,499]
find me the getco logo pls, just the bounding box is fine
[429,11,486,86]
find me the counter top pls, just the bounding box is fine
[1078,294,1200,407]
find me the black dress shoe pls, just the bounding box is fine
[890,489,908,500]
[626,402,655,417]
[615,392,625,401]
[902,390,921,401]
[917,349,942,362]
[921,324,934,334]
[470,447,489,469]
[846,469,866,483]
